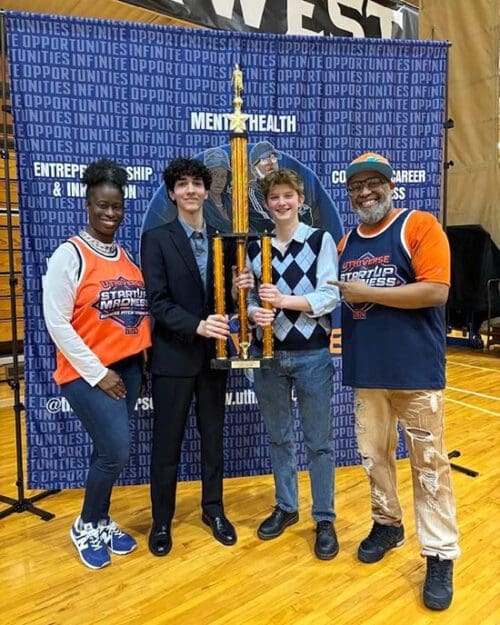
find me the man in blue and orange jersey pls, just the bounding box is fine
[330,152,459,611]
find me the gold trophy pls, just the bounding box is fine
[211,64,274,370]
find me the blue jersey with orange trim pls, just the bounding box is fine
[339,210,446,389]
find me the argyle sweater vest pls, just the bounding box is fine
[248,228,331,351]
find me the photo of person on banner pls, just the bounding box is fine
[202,147,232,233]
[140,142,344,245]
[140,157,253,558]
[330,152,460,611]
[247,140,281,232]
[247,140,345,240]
[248,140,312,232]
[42,159,151,570]
[247,168,341,560]
[140,147,234,234]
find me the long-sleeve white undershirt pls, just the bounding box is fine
[42,242,108,387]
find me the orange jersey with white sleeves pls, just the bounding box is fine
[53,236,151,385]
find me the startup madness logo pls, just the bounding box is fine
[92,276,149,334]
[341,252,406,320]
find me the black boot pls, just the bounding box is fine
[314,521,339,560]
[423,556,454,610]
[257,506,299,540]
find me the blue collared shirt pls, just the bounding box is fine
[179,217,208,288]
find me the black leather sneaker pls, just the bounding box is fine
[358,522,405,563]
[423,556,454,610]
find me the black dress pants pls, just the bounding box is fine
[150,366,228,525]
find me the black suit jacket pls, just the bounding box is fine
[141,218,235,376]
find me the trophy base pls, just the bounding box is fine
[209,232,261,241]
[211,357,275,370]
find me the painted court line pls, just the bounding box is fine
[447,360,499,373]
[445,397,500,417]
[446,386,500,402]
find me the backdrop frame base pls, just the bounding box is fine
[0,11,60,522]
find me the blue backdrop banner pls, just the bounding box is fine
[6,11,448,489]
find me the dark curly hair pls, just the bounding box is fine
[81,159,128,201]
[163,157,212,195]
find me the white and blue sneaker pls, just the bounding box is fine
[70,516,111,570]
[98,517,137,555]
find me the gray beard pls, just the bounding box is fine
[354,195,393,225]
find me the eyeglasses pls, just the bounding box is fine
[258,154,278,165]
[347,176,387,194]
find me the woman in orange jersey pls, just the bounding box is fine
[43,159,151,570]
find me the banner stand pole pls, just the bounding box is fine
[441,44,454,232]
[442,43,478,478]
[443,43,453,341]
[0,10,60,521]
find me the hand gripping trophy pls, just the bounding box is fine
[211,64,274,369]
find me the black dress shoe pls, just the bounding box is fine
[148,523,172,557]
[257,506,299,540]
[201,513,237,546]
[314,521,339,560]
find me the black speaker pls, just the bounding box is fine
[447,225,500,315]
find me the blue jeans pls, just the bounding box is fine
[61,355,142,524]
[253,348,335,522]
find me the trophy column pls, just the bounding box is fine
[212,234,227,360]
[260,234,274,359]
[211,64,274,370]
[231,130,251,360]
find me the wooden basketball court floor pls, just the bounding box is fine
[0,346,498,625]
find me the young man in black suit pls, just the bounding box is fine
[141,158,252,557]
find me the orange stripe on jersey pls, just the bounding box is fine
[403,211,450,285]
